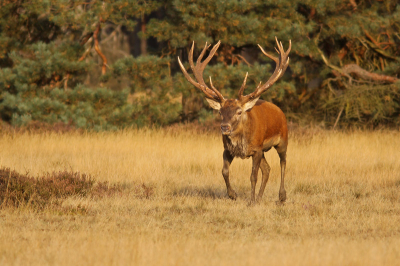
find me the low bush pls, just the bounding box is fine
[0,167,121,211]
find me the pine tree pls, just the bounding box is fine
[1,0,399,129]
[0,0,163,129]
[145,0,400,127]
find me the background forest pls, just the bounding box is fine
[1,0,400,130]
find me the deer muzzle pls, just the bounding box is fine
[220,124,232,135]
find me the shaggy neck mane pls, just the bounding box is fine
[225,130,248,159]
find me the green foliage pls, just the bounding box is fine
[1,42,86,92]
[145,0,400,126]
[0,86,137,130]
[1,0,400,129]
[105,55,182,126]
[147,0,261,47]
[0,40,137,129]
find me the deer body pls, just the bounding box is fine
[178,38,290,205]
[220,99,288,204]
[221,100,287,158]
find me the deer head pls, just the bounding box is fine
[178,37,291,136]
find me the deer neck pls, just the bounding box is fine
[223,115,250,158]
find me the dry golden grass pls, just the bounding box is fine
[0,128,400,265]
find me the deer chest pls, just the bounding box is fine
[224,136,249,159]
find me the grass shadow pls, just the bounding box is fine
[172,186,228,199]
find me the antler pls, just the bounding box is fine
[178,41,225,102]
[239,37,291,103]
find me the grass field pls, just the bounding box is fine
[0,128,400,265]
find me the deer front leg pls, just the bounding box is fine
[256,155,271,203]
[249,151,263,205]
[222,150,236,200]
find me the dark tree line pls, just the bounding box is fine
[1,0,400,130]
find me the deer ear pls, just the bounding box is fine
[242,97,260,111]
[205,98,222,110]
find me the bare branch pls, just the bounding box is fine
[342,64,398,83]
[93,21,107,75]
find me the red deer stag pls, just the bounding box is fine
[178,37,291,205]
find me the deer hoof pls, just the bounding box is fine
[255,198,263,205]
[279,190,287,202]
[228,190,237,200]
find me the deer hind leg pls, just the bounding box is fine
[278,151,287,203]
[256,155,271,203]
[274,140,287,203]
[222,150,236,200]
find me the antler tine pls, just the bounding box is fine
[209,76,225,100]
[279,40,291,77]
[238,72,248,100]
[188,41,196,72]
[241,38,291,102]
[179,40,224,101]
[258,44,279,64]
[197,42,212,65]
[178,56,199,89]
[178,56,216,100]
[275,39,291,79]
[191,41,224,101]
[201,41,220,67]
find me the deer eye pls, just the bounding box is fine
[237,110,242,116]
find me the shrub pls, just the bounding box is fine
[0,167,121,210]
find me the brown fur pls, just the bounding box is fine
[222,100,287,156]
[178,39,291,205]
[220,99,288,205]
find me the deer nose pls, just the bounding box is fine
[220,124,231,133]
